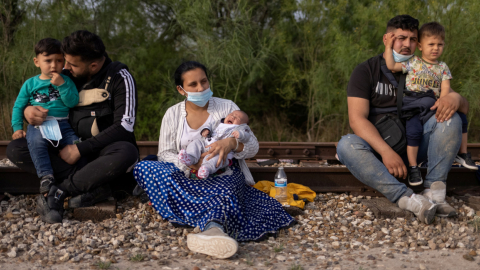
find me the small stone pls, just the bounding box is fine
[463,254,474,261]
[385,253,394,259]
[58,253,70,262]
[469,250,477,257]
[192,267,200,270]
[116,214,123,220]
[354,211,365,217]
[276,255,286,261]
[419,264,426,270]
[7,250,16,258]
[367,255,375,260]
[112,239,119,248]
[85,238,96,247]
[26,225,39,231]
[193,226,200,233]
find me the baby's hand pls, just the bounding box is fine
[385,32,396,48]
[50,73,64,86]
[201,129,210,137]
[232,130,239,139]
[12,130,26,140]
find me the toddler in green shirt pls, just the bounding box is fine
[11,38,79,194]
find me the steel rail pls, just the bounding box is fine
[3,141,480,160]
[1,141,479,195]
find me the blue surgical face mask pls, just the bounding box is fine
[38,116,62,147]
[393,49,414,62]
[180,86,213,107]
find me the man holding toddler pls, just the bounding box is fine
[337,15,467,224]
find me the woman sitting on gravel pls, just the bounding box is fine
[133,61,294,259]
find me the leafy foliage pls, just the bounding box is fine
[2,0,480,142]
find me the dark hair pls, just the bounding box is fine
[237,110,249,125]
[35,38,62,56]
[61,30,105,62]
[386,15,419,34]
[419,22,445,42]
[174,61,209,87]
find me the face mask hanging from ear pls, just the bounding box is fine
[38,116,62,147]
[393,49,414,62]
[179,86,213,107]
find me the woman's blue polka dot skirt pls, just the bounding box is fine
[134,160,295,241]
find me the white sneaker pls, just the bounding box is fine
[398,194,437,224]
[187,227,238,259]
[423,181,457,217]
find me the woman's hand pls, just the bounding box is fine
[205,137,237,167]
[189,152,208,171]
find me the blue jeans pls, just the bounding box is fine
[26,119,79,178]
[336,113,462,203]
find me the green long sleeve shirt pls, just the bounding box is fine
[11,74,79,132]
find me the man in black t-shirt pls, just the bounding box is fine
[336,15,466,224]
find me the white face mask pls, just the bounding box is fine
[393,49,414,62]
[38,116,62,147]
[180,86,213,107]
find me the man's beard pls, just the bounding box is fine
[72,69,90,80]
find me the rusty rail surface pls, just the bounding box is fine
[3,140,480,161]
[134,141,340,161]
[1,141,479,195]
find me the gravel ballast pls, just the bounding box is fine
[0,191,479,269]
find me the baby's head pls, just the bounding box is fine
[224,110,249,125]
[33,38,64,78]
[418,22,445,63]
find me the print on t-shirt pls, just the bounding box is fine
[32,84,61,103]
[402,56,452,97]
[375,81,396,97]
[347,54,399,123]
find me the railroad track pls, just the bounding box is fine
[1,141,479,196]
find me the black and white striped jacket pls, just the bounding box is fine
[64,56,137,156]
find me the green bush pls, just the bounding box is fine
[2,0,480,142]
